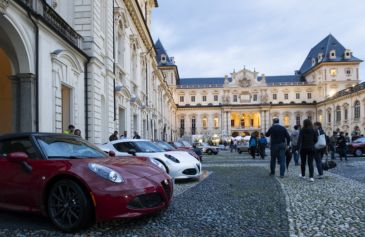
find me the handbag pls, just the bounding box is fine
[322,156,337,171]
[315,130,326,150]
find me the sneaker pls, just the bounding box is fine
[309,178,314,182]
[299,174,305,179]
[279,175,284,178]
[269,173,275,176]
[317,175,324,179]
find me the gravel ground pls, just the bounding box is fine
[277,164,365,237]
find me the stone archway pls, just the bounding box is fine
[0,14,34,133]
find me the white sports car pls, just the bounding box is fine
[98,139,202,180]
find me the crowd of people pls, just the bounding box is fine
[109,131,141,142]
[63,124,82,137]
[241,118,362,182]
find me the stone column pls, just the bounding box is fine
[9,73,37,132]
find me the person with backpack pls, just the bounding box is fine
[290,125,300,166]
[258,133,268,159]
[249,132,258,159]
[314,122,326,179]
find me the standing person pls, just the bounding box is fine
[265,118,290,178]
[120,131,128,139]
[258,133,268,159]
[74,129,82,137]
[329,132,337,160]
[230,139,234,152]
[64,125,75,134]
[313,122,325,179]
[109,131,119,141]
[337,132,348,161]
[249,132,258,159]
[133,131,141,139]
[298,119,318,182]
[290,125,300,166]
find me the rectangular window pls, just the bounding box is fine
[61,85,72,132]
[330,69,337,76]
[202,95,207,102]
[233,95,238,102]
[191,96,195,102]
[284,94,288,100]
[214,95,218,101]
[307,93,312,99]
[179,96,184,102]
[202,118,208,128]
[296,93,300,99]
[273,94,277,100]
[344,108,348,120]
[214,117,219,128]
[192,118,196,135]
[296,115,301,125]
[345,69,352,76]
[328,112,331,123]
[180,119,185,129]
[231,119,235,127]
[253,94,258,101]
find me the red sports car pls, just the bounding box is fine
[0,133,173,232]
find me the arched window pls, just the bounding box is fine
[284,115,290,127]
[336,105,341,122]
[202,117,208,129]
[354,101,360,119]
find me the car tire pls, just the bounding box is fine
[355,148,363,157]
[47,179,92,232]
[206,149,213,155]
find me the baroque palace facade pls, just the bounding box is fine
[0,0,176,143]
[1,0,365,143]
[164,34,365,139]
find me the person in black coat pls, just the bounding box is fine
[297,119,318,182]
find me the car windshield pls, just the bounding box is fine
[37,136,107,159]
[135,141,164,153]
[173,141,184,148]
[181,141,192,147]
[354,138,365,143]
[156,142,176,151]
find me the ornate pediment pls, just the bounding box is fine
[231,68,258,87]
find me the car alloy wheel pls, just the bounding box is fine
[355,148,363,157]
[47,180,92,232]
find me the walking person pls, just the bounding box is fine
[249,132,258,159]
[230,139,234,152]
[313,122,325,179]
[120,131,128,139]
[290,125,300,166]
[258,133,268,159]
[298,119,318,182]
[337,132,348,161]
[109,131,119,141]
[329,132,337,160]
[265,118,290,178]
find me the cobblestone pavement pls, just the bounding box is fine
[328,156,365,184]
[0,150,364,236]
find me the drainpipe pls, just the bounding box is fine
[84,57,91,140]
[27,10,39,132]
[113,0,116,121]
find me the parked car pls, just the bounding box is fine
[193,142,219,155]
[237,141,249,154]
[99,139,202,180]
[154,141,202,162]
[0,133,173,232]
[347,137,365,156]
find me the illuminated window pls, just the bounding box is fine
[284,115,289,127]
[202,118,208,128]
[319,114,323,123]
[330,69,337,76]
[214,117,219,128]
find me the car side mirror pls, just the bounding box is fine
[108,150,116,157]
[6,152,29,162]
[127,149,137,156]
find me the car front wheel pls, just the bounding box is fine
[355,148,363,157]
[47,179,92,232]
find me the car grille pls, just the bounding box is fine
[182,168,197,175]
[128,193,163,209]
[161,179,172,199]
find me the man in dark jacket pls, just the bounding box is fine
[266,118,291,177]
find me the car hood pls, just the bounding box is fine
[86,157,163,179]
[165,151,200,164]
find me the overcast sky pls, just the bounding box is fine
[151,0,365,80]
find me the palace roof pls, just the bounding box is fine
[155,39,176,67]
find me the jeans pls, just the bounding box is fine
[314,149,324,176]
[292,145,299,165]
[270,143,286,176]
[300,148,314,178]
[330,145,336,160]
[259,145,266,159]
[250,146,256,159]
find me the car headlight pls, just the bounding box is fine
[164,154,180,163]
[88,163,124,183]
[150,158,166,171]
